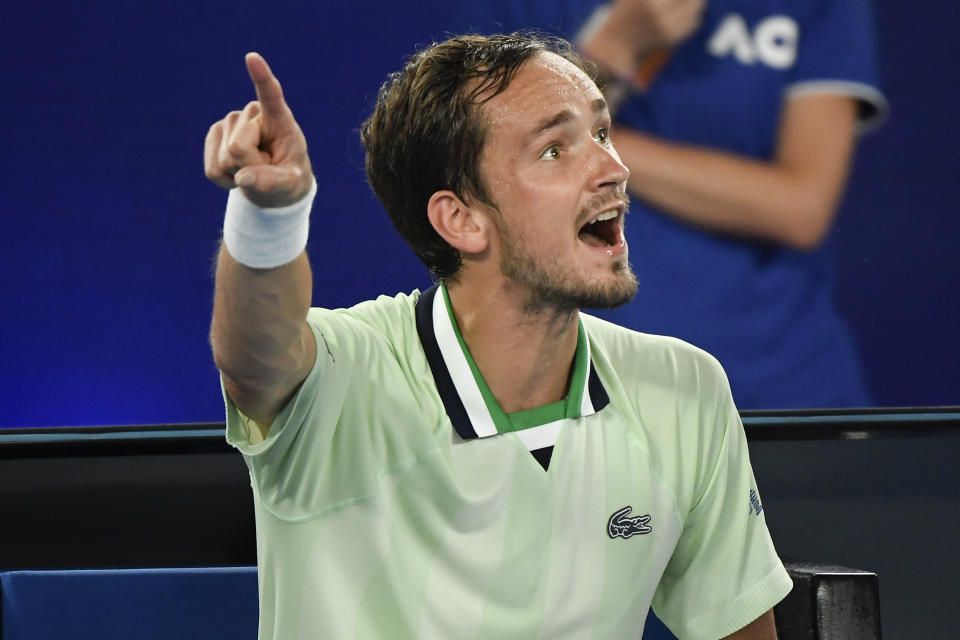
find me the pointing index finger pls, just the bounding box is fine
[245,52,289,122]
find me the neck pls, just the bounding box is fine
[444,276,580,414]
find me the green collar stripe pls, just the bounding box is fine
[502,400,566,432]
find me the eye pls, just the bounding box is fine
[539,144,561,160]
[595,128,611,145]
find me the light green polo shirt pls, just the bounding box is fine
[225,285,791,639]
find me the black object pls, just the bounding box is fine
[775,562,882,640]
[0,425,255,570]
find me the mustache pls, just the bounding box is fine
[575,188,630,228]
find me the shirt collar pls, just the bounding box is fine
[415,283,610,442]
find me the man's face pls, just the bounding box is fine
[476,52,637,312]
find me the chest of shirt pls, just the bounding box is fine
[283,412,683,638]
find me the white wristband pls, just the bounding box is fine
[222,178,317,269]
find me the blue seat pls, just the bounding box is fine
[0,566,258,640]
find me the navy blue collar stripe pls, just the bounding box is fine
[588,361,610,411]
[415,286,477,440]
[530,446,554,471]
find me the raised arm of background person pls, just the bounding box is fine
[579,0,705,77]
[206,53,317,435]
[578,0,858,251]
[612,92,858,250]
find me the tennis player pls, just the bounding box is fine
[206,33,791,639]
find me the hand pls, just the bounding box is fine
[581,0,705,75]
[614,0,705,54]
[204,52,313,208]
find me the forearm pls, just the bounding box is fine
[211,244,315,424]
[615,94,857,249]
[205,53,319,428]
[618,131,828,247]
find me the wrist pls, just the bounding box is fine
[222,177,318,269]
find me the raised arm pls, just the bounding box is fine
[206,53,317,435]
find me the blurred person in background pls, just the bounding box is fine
[456,0,888,409]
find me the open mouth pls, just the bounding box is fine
[578,209,621,247]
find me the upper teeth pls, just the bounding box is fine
[588,210,617,224]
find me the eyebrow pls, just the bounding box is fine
[528,98,610,139]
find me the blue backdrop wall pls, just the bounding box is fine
[1,1,957,428]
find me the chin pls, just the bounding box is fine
[588,264,640,308]
[500,246,638,312]
[579,284,637,310]
[564,267,639,311]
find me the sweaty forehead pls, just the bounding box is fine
[481,52,601,126]
[530,51,595,88]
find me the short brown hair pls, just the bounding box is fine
[360,32,596,280]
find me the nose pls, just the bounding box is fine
[589,139,630,193]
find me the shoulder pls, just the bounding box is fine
[306,290,421,347]
[582,312,729,397]
[309,289,420,324]
[300,290,431,384]
[582,312,736,459]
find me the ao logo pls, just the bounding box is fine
[707,13,798,69]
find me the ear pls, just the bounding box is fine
[427,190,491,255]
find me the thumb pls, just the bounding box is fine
[235,165,311,207]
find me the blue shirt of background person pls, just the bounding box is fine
[455,0,888,410]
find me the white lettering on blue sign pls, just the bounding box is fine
[708,13,798,70]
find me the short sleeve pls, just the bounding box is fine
[223,311,361,518]
[787,0,889,132]
[651,374,792,640]
[223,300,442,521]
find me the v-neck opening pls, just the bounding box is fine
[414,284,611,471]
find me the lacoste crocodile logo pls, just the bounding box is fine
[607,506,652,539]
